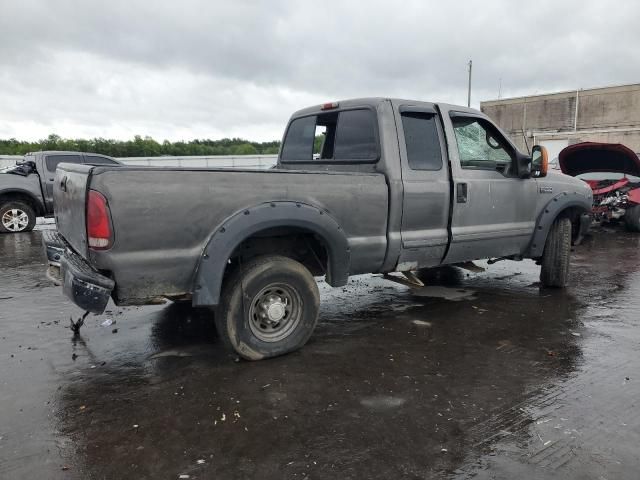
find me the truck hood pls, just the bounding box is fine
[558,142,640,177]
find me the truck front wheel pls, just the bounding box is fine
[215,255,320,360]
[0,201,36,233]
[624,204,640,232]
[539,217,572,288]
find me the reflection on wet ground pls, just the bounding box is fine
[1,227,639,479]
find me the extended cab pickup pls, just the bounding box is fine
[44,98,592,359]
[0,151,119,233]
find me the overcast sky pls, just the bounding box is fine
[1,0,639,142]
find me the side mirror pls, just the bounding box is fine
[531,145,549,178]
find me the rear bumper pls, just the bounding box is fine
[43,232,114,314]
[42,230,65,267]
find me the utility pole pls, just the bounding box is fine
[467,60,472,107]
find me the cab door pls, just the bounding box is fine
[438,106,538,264]
[393,101,451,270]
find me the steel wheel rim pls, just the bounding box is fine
[248,283,302,342]
[2,208,29,232]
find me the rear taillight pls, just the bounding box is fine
[87,190,113,250]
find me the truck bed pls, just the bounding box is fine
[54,164,389,304]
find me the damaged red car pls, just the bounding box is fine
[559,142,640,231]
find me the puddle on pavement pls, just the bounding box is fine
[2,227,640,479]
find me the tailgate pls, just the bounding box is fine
[54,163,93,256]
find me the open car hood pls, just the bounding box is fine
[558,142,640,177]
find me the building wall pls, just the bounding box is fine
[481,83,640,163]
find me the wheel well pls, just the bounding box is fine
[225,227,329,280]
[0,192,43,216]
[557,206,584,243]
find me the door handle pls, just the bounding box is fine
[456,183,468,203]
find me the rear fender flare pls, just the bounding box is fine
[192,201,350,306]
[526,192,591,258]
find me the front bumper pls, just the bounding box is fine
[43,232,114,314]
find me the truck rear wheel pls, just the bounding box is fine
[539,217,571,288]
[624,205,640,232]
[215,255,320,360]
[0,201,36,233]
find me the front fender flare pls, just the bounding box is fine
[192,201,350,306]
[526,191,591,258]
[0,188,46,215]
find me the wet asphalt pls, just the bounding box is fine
[1,226,639,479]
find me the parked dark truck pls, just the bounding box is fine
[44,99,592,359]
[0,151,119,233]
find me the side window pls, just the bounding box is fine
[280,115,316,161]
[333,109,377,160]
[401,112,443,170]
[281,109,378,162]
[451,117,513,170]
[45,154,83,172]
[85,155,118,165]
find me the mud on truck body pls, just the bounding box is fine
[44,98,592,360]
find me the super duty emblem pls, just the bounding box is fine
[539,186,553,194]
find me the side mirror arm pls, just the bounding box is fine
[515,151,532,179]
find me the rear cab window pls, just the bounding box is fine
[280,108,379,163]
[45,154,83,172]
[400,112,443,171]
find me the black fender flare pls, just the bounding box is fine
[192,201,351,306]
[526,191,591,258]
[0,188,45,215]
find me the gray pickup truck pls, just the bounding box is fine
[0,151,119,233]
[44,98,592,360]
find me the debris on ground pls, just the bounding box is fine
[101,318,115,327]
[411,320,432,327]
[69,311,90,335]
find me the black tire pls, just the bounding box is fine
[539,217,572,288]
[624,204,640,232]
[215,255,320,360]
[0,201,36,233]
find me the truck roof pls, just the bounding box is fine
[289,97,482,119]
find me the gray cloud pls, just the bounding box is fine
[1,0,639,141]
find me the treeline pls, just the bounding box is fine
[0,134,281,157]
